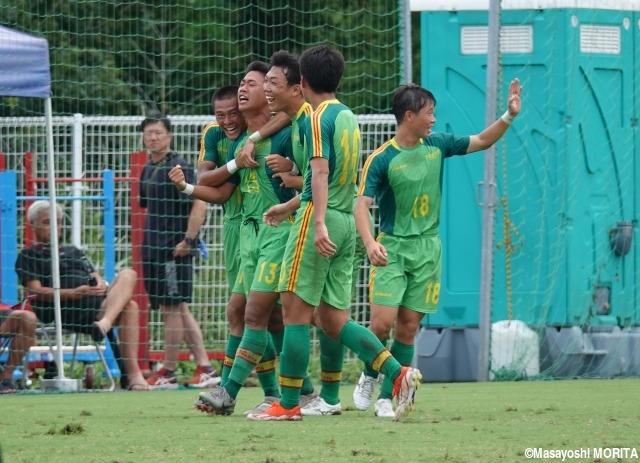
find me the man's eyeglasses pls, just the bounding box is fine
[143,130,169,137]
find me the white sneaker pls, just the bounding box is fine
[243,396,278,416]
[353,372,377,411]
[300,396,342,416]
[374,398,395,418]
[299,390,318,408]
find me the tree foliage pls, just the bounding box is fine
[0,0,411,117]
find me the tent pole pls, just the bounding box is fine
[44,97,66,382]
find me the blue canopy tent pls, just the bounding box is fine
[0,25,69,384]
[0,26,51,98]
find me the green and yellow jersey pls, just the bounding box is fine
[291,101,312,177]
[300,99,360,213]
[228,128,296,219]
[359,132,470,237]
[197,122,242,221]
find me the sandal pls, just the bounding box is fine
[0,379,17,394]
[128,383,151,391]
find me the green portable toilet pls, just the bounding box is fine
[414,0,638,330]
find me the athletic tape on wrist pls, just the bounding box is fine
[501,111,515,124]
[248,131,263,143]
[288,158,300,175]
[182,183,195,195]
[226,159,238,174]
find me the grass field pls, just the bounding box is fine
[1,379,639,463]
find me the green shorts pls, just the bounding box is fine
[278,201,356,309]
[369,231,442,313]
[233,216,292,296]
[223,218,241,292]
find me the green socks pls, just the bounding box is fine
[255,335,280,398]
[225,328,267,399]
[318,328,344,405]
[221,334,242,384]
[279,325,310,409]
[379,339,414,400]
[338,320,402,381]
[363,336,387,379]
[269,329,284,356]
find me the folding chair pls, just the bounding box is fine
[35,326,121,391]
[5,296,126,391]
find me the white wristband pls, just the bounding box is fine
[248,131,263,143]
[290,162,300,176]
[501,111,515,124]
[226,159,238,174]
[182,183,195,195]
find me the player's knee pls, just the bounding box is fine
[369,319,393,340]
[226,301,244,322]
[321,325,341,340]
[393,326,419,346]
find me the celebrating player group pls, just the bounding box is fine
[167,44,522,422]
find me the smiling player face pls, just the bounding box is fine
[214,97,246,140]
[264,66,295,114]
[413,100,436,138]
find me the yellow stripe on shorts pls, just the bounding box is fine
[368,266,377,302]
[286,202,314,293]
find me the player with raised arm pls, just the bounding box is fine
[352,80,522,417]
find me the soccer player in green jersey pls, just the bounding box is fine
[197,86,245,292]
[195,86,290,391]
[170,62,297,416]
[194,86,245,388]
[252,45,422,422]
[352,80,523,417]
[263,51,309,192]
[263,49,352,416]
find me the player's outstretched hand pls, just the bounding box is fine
[507,78,522,118]
[168,165,187,191]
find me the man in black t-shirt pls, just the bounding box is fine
[138,115,217,389]
[14,201,150,390]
